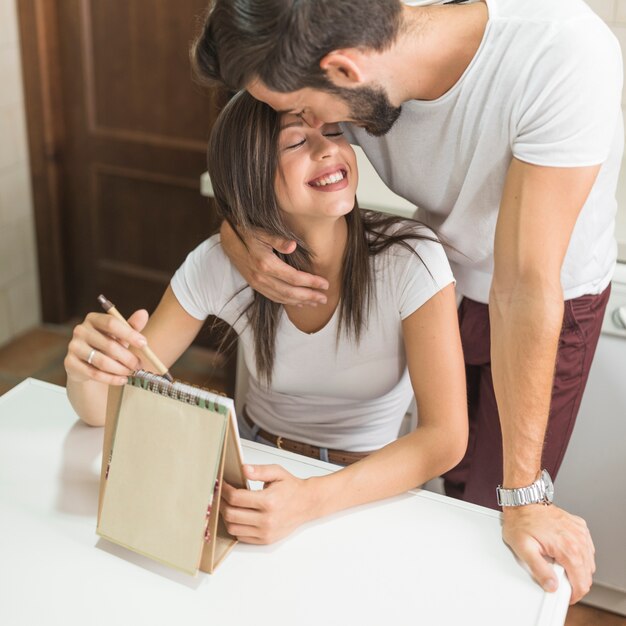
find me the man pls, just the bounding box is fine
[192,0,623,603]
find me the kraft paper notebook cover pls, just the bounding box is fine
[97,370,247,575]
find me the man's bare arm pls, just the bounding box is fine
[492,157,599,603]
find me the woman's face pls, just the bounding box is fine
[274,114,358,230]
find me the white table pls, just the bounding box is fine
[0,379,570,626]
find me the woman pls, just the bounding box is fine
[65,91,467,545]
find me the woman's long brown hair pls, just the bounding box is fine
[208,91,439,386]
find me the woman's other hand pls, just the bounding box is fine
[64,309,149,386]
[220,221,329,306]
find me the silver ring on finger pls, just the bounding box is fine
[87,348,97,366]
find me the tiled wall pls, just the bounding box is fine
[0,0,40,347]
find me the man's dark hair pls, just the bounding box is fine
[192,0,403,92]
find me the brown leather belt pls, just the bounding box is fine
[243,408,374,466]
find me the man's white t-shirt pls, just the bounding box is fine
[344,0,624,304]
[171,225,454,451]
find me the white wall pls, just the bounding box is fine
[0,0,40,347]
[586,1,626,259]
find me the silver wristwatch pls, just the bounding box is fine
[496,469,555,507]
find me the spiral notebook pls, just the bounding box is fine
[96,371,247,575]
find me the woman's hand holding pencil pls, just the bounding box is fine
[64,295,173,386]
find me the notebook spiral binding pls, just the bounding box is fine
[129,370,228,415]
[105,372,229,481]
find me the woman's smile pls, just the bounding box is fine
[307,167,349,192]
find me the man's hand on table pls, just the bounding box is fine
[502,504,595,604]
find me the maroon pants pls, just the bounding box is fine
[443,286,611,510]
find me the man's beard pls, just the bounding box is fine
[331,83,402,137]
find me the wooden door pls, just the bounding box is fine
[18,1,236,388]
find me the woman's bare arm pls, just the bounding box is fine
[220,283,469,544]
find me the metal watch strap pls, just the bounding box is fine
[496,470,553,507]
[497,482,544,507]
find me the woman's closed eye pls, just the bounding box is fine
[285,139,306,150]
[283,129,344,150]
[285,138,306,150]
[321,122,343,138]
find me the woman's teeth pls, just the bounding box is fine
[311,170,345,187]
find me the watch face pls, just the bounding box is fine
[542,469,555,503]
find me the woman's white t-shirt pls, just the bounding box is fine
[171,223,454,451]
